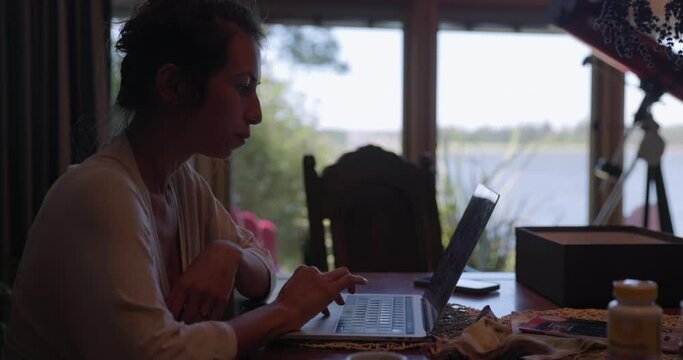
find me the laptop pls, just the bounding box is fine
[281,184,500,341]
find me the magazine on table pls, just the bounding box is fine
[518,315,680,353]
[519,315,606,339]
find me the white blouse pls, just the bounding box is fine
[4,136,276,359]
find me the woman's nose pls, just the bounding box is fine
[246,96,262,125]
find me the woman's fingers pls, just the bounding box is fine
[312,267,367,302]
[276,265,368,327]
[168,288,227,323]
[332,274,368,294]
[322,267,368,286]
[294,265,320,277]
[319,269,365,312]
[166,287,187,320]
[209,298,227,321]
[200,297,217,322]
[182,292,202,323]
[320,266,350,281]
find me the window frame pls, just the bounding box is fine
[111,0,626,224]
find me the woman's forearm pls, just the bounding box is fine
[235,249,272,299]
[229,302,292,356]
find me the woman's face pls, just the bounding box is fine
[187,28,262,159]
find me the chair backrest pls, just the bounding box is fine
[303,145,443,272]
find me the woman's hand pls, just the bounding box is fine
[274,266,368,331]
[226,266,367,354]
[166,240,243,324]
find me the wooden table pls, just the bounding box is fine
[248,272,558,359]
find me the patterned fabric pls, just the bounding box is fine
[299,305,682,360]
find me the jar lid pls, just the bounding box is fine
[613,279,658,302]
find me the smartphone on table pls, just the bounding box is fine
[413,275,500,295]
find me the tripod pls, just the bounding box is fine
[592,81,674,233]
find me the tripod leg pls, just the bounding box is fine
[644,167,652,228]
[652,165,674,233]
[593,158,637,226]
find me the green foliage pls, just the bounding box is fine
[439,121,589,145]
[267,25,349,73]
[230,76,337,271]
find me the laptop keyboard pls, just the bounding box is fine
[335,295,414,335]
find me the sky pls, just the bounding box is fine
[263,27,683,132]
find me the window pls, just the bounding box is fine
[230,25,403,271]
[108,1,614,273]
[437,30,592,270]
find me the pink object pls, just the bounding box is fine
[229,207,279,267]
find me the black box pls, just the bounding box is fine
[516,226,683,308]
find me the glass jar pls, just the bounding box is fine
[608,279,661,360]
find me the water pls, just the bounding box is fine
[443,147,683,236]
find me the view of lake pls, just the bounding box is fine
[445,147,683,236]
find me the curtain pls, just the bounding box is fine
[0,0,111,285]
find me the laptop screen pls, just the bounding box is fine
[423,184,500,318]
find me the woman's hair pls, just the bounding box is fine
[114,0,264,123]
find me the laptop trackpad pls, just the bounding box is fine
[294,300,343,335]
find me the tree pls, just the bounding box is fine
[230,75,337,270]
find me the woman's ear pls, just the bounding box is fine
[155,63,184,105]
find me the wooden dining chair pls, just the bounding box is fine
[303,145,443,272]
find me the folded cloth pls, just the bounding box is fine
[425,307,605,360]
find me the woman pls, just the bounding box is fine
[3,0,366,358]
